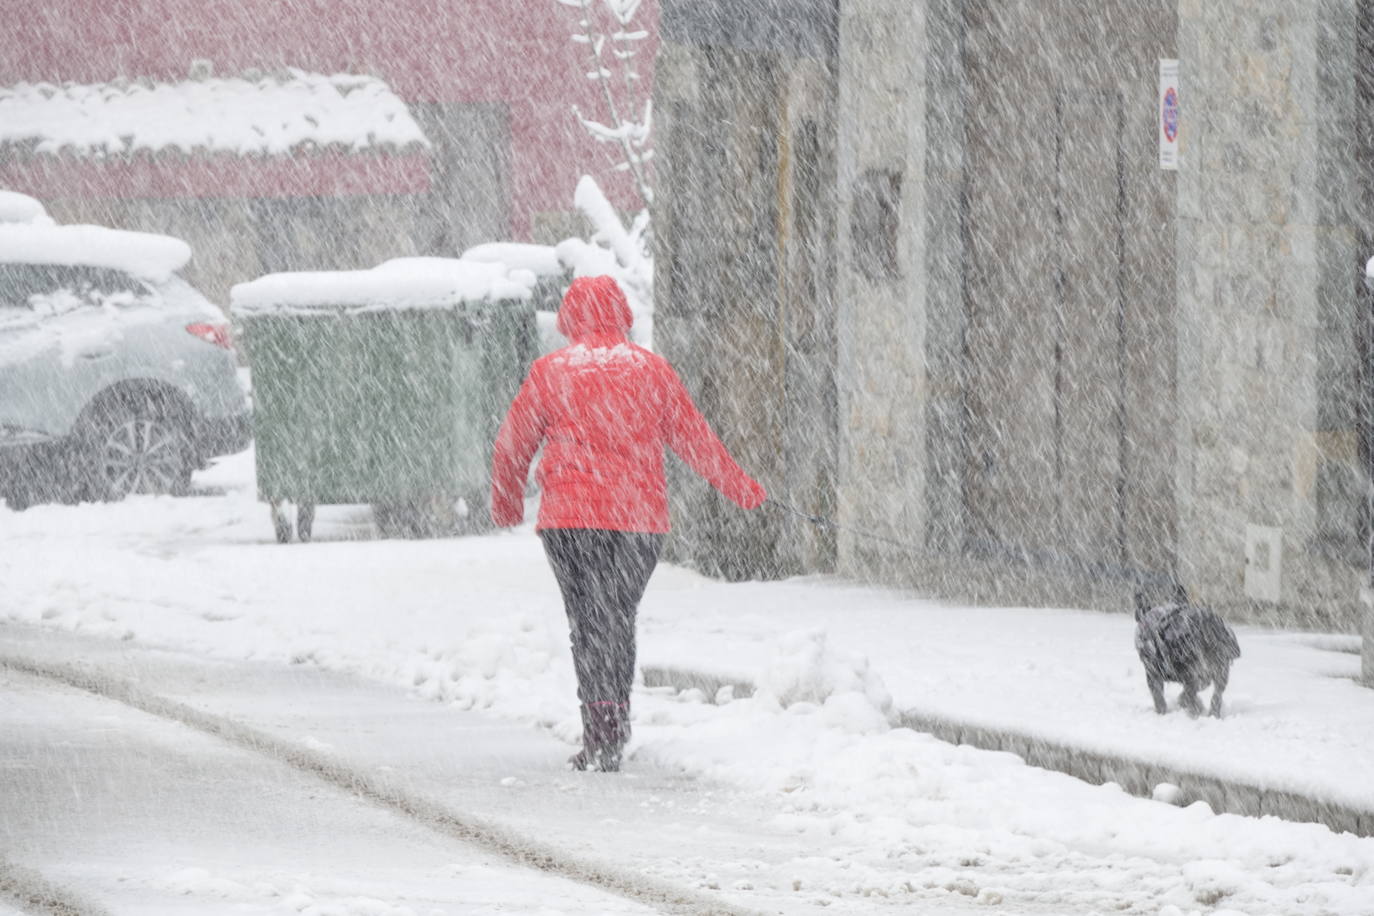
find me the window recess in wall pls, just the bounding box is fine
[850,168,903,282]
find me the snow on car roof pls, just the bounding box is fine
[0,223,192,281]
[0,70,428,157]
[230,257,538,315]
[0,190,53,225]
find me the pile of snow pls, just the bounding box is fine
[0,70,427,157]
[0,189,53,225]
[230,257,539,315]
[755,629,896,733]
[0,222,191,281]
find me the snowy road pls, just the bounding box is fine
[3,627,1059,916]
[0,655,665,916]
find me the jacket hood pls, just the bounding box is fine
[557,275,633,340]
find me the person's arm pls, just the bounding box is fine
[662,366,766,509]
[490,368,547,526]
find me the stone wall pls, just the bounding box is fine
[656,0,1374,651]
[654,42,788,579]
[833,0,930,578]
[1175,0,1367,629]
[835,0,1180,606]
[654,1,842,580]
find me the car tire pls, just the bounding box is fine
[80,394,194,501]
[2,484,34,512]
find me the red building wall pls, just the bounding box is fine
[0,0,656,237]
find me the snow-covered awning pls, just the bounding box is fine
[0,70,432,200]
[0,70,428,156]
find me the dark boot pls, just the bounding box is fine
[576,701,628,773]
[568,702,598,771]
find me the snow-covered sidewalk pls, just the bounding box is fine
[636,573,1373,821]
[4,447,1374,915]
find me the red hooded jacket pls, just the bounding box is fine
[490,275,765,532]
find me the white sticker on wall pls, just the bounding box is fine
[1159,59,1180,170]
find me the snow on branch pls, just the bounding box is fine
[549,0,654,345]
[561,174,654,346]
[554,0,653,211]
[603,0,642,24]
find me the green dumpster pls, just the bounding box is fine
[230,258,538,542]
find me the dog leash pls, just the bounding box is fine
[765,499,1178,590]
[766,499,931,556]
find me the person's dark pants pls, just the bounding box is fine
[540,528,663,755]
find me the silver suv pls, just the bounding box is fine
[0,227,251,509]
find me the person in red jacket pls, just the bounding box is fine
[491,275,766,772]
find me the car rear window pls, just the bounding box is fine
[0,263,156,316]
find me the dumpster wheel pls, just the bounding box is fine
[270,501,292,544]
[271,501,316,544]
[297,502,315,542]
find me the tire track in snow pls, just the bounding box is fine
[0,858,113,916]
[0,653,760,916]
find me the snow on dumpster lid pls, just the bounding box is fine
[0,222,191,281]
[0,70,427,156]
[230,258,539,315]
[460,242,565,278]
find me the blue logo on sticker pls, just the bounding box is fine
[1162,87,1179,142]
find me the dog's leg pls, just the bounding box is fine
[1180,681,1204,717]
[1209,664,1230,718]
[1146,672,1167,714]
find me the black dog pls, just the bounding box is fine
[1134,584,1241,717]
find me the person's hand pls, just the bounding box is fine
[735,479,766,510]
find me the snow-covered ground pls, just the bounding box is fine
[3,447,1373,915]
[2,660,660,916]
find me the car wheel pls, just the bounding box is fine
[2,484,34,511]
[82,396,193,500]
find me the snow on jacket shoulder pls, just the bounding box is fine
[490,275,764,533]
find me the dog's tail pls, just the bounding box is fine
[1133,590,1150,622]
[1198,611,1242,661]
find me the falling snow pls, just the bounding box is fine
[2,2,1374,915]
